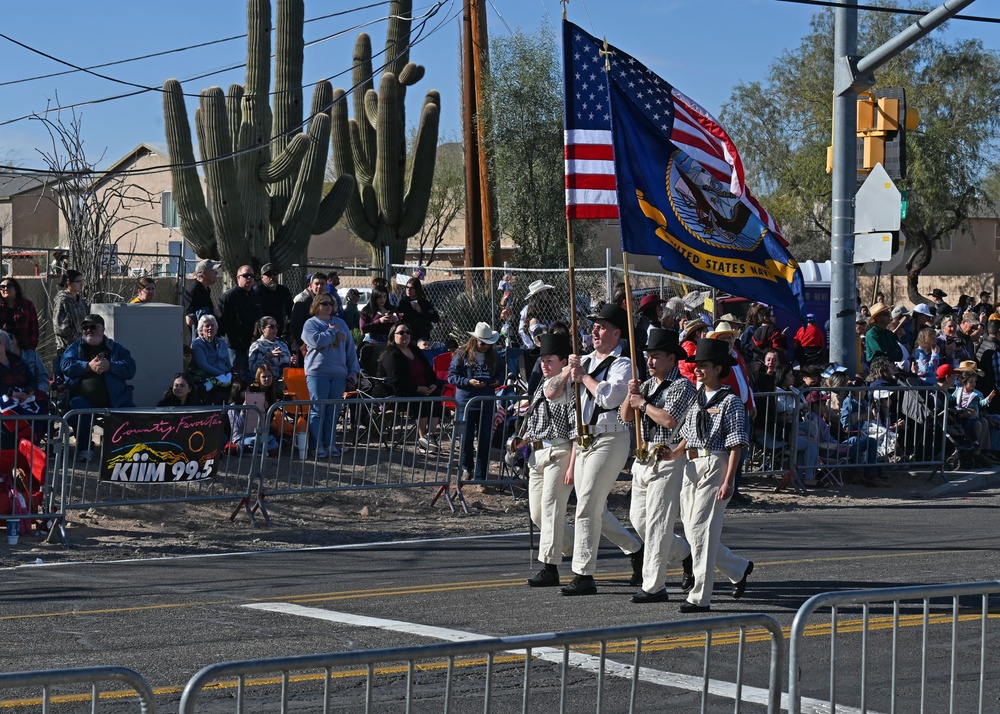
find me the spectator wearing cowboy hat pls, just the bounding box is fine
[864,303,902,364]
[930,288,950,312]
[636,294,666,345]
[519,280,557,349]
[449,323,506,482]
[546,303,644,596]
[678,317,710,384]
[952,361,996,464]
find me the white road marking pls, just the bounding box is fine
[244,602,883,714]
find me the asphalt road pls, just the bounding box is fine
[4,491,1000,713]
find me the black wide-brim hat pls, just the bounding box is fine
[539,332,571,359]
[588,303,630,334]
[932,288,948,298]
[645,328,685,360]
[684,337,736,367]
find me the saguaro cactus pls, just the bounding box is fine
[162,0,353,277]
[330,0,440,271]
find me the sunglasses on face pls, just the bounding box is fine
[0,285,12,290]
[239,273,255,279]
[318,302,333,307]
[82,325,100,332]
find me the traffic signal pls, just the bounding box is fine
[855,88,918,180]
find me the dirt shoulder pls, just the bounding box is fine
[0,468,956,569]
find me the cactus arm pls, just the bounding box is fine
[373,73,403,226]
[398,62,424,87]
[384,0,412,78]
[259,133,308,183]
[244,0,271,98]
[399,92,440,239]
[162,79,216,256]
[331,88,376,242]
[364,89,378,127]
[352,33,376,185]
[226,84,244,154]
[270,113,330,269]
[313,174,355,234]
[199,87,247,272]
[360,182,380,231]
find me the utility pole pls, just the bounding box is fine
[461,0,485,269]
[828,0,977,367]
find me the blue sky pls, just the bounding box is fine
[0,0,994,170]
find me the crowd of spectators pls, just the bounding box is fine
[1,258,995,479]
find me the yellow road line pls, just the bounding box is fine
[2,548,976,621]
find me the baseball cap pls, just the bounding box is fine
[81,314,104,328]
[891,305,909,319]
[260,263,278,276]
[912,303,934,317]
[936,364,954,380]
[194,259,216,274]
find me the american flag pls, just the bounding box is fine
[562,21,783,241]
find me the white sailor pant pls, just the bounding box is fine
[572,431,640,575]
[680,453,749,607]
[527,443,575,564]
[630,455,689,593]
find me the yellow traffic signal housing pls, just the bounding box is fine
[876,97,900,132]
[857,95,876,132]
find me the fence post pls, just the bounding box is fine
[384,246,391,282]
[605,248,612,302]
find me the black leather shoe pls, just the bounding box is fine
[732,561,754,600]
[559,574,597,596]
[631,588,669,604]
[629,546,644,586]
[680,554,695,592]
[527,568,560,587]
[679,601,711,614]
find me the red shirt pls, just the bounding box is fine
[794,323,826,349]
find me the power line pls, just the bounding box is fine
[0,2,393,89]
[774,0,1000,23]
[0,2,448,127]
[0,0,460,178]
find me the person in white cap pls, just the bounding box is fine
[519,280,556,348]
[449,323,505,481]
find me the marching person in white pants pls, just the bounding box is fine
[674,337,754,613]
[522,333,577,586]
[547,303,642,596]
[620,328,697,603]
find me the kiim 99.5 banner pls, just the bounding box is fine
[101,411,225,483]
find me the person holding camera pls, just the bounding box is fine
[359,287,399,344]
[864,303,902,365]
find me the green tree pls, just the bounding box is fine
[721,6,1000,302]
[482,25,593,267]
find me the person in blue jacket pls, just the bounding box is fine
[302,293,360,458]
[60,313,136,461]
[448,322,505,482]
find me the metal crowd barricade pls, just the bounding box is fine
[744,390,804,492]
[57,406,264,530]
[0,666,156,714]
[788,580,1000,714]
[446,392,533,503]
[179,615,783,714]
[0,412,67,546]
[800,384,948,480]
[258,395,459,509]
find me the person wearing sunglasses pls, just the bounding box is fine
[0,278,39,353]
[378,321,444,452]
[217,264,264,379]
[302,293,359,458]
[60,314,137,462]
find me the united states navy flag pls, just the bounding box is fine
[564,21,806,320]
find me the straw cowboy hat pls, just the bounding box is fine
[708,321,739,339]
[526,280,555,298]
[468,322,500,344]
[957,360,985,376]
[869,302,891,319]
